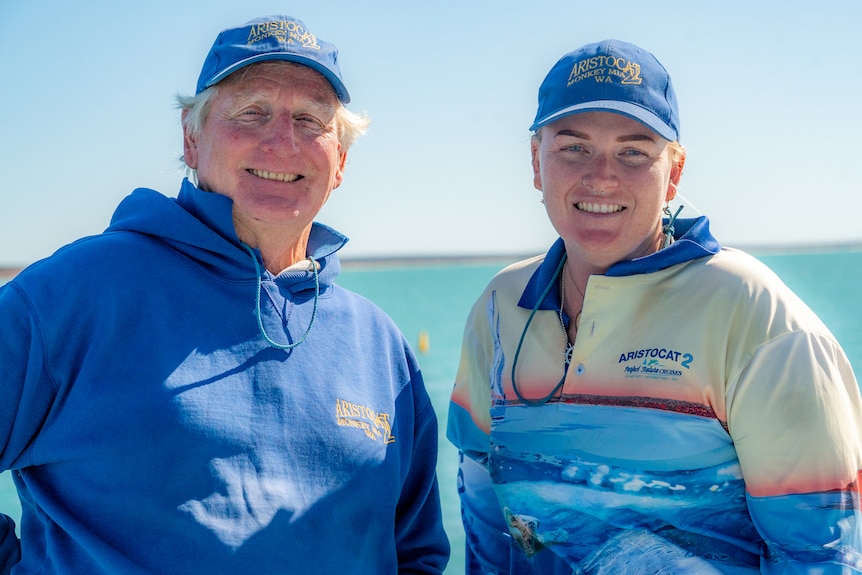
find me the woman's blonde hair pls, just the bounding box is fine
[668,141,686,165]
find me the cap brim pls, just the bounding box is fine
[530,100,676,141]
[205,53,350,103]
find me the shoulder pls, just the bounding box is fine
[671,247,796,301]
[694,248,830,337]
[480,254,545,300]
[14,230,154,285]
[703,248,782,281]
[328,284,408,340]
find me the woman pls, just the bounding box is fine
[447,39,862,574]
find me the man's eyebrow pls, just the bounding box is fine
[226,88,337,117]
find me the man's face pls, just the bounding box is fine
[183,62,345,246]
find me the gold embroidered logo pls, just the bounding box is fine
[247,20,321,50]
[335,398,396,444]
[567,55,642,87]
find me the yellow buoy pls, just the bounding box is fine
[417,330,430,354]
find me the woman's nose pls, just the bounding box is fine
[582,155,617,193]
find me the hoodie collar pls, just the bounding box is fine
[107,179,349,289]
[176,179,349,258]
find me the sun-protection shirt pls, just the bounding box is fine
[448,218,862,574]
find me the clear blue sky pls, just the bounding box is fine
[2,0,860,266]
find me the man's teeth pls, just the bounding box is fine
[576,202,623,214]
[249,169,300,182]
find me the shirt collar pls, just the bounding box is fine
[518,216,721,310]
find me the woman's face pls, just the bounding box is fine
[532,111,683,272]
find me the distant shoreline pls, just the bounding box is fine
[341,242,862,270]
[3,241,862,279]
[343,240,862,263]
[339,253,533,270]
[0,255,527,281]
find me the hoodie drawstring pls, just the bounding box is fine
[241,243,319,351]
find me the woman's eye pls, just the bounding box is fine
[619,149,652,163]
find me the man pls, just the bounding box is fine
[0,15,449,574]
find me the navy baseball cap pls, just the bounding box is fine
[530,40,679,141]
[195,15,350,103]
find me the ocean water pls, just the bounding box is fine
[1,248,861,573]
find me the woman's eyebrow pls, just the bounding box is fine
[554,129,589,139]
[617,133,658,143]
[553,129,658,144]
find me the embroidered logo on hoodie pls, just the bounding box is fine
[335,398,395,444]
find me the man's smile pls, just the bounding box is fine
[248,169,302,182]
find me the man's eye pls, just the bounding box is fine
[296,115,331,134]
[297,115,322,125]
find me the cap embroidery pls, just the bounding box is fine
[567,55,643,87]
[246,20,321,50]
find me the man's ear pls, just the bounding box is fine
[332,150,347,189]
[182,110,198,169]
[530,137,542,191]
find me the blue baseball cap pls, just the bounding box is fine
[530,40,679,141]
[195,15,350,103]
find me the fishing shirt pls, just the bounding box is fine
[448,217,862,574]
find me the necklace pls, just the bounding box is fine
[558,262,584,365]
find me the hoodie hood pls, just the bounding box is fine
[106,178,349,289]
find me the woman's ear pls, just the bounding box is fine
[667,151,686,202]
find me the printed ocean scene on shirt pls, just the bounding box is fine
[489,402,761,571]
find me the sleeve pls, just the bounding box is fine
[447,293,570,575]
[728,330,862,574]
[0,284,45,573]
[394,359,451,574]
[455,451,569,575]
[0,513,20,575]
[446,291,513,575]
[1,283,58,472]
[447,291,572,575]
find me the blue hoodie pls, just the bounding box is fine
[0,179,450,574]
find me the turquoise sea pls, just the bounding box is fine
[1,247,861,573]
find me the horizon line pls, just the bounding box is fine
[3,240,861,276]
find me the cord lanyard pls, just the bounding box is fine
[510,253,568,407]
